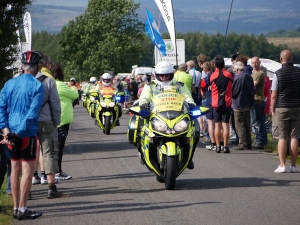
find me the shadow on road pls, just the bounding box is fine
[176,177,300,190]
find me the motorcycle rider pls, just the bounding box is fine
[83,77,98,94]
[83,77,99,117]
[98,73,122,126]
[139,61,197,169]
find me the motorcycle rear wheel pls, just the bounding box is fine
[104,116,111,135]
[165,156,177,190]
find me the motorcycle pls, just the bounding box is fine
[127,91,209,190]
[83,91,100,118]
[95,87,122,135]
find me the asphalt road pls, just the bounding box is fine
[15,106,300,225]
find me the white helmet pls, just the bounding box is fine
[154,61,174,86]
[101,73,112,87]
[70,77,76,82]
[89,76,97,84]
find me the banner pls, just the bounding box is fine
[23,12,32,50]
[153,0,176,53]
[145,8,166,56]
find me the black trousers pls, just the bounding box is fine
[58,124,70,173]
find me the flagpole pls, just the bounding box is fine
[170,0,178,68]
[222,0,234,55]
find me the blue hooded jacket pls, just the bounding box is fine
[0,74,44,137]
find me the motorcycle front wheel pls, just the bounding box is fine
[104,116,111,135]
[165,156,177,190]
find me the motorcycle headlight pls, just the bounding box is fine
[100,102,106,107]
[152,119,168,132]
[90,97,95,101]
[174,120,188,132]
[109,102,115,107]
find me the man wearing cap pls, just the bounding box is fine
[0,51,44,220]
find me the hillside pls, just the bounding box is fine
[267,37,300,49]
[29,0,300,34]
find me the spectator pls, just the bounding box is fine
[232,62,255,150]
[174,63,193,92]
[261,66,271,115]
[137,82,145,99]
[35,52,63,198]
[41,55,55,81]
[251,56,266,149]
[51,63,78,181]
[197,54,208,138]
[186,60,201,106]
[69,77,80,107]
[271,50,300,173]
[200,62,215,146]
[236,55,253,75]
[128,75,139,101]
[210,55,233,153]
[0,51,44,220]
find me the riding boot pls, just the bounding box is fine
[187,146,196,170]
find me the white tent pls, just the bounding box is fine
[224,57,281,80]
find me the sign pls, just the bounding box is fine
[153,92,184,112]
[154,39,185,66]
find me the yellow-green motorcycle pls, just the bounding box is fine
[84,91,100,118]
[128,92,209,190]
[95,88,122,135]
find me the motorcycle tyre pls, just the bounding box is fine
[104,116,111,135]
[165,156,177,190]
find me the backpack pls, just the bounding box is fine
[37,75,50,108]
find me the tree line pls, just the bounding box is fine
[30,30,300,82]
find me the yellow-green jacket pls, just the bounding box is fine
[83,83,99,94]
[139,80,196,106]
[56,80,79,127]
[174,71,193,92]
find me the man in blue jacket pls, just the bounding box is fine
[232,61,254,150]
[0,51,44,220]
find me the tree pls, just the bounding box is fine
[32,31,60,63]
[0,0,31,87]
[58,0,144,81]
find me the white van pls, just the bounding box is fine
[131,65,154,76]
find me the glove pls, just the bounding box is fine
[86,93,89,98]
[188,103,196,110]
[7,133,22,145]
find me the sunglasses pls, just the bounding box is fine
[158,74,170,78]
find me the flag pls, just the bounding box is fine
[145,8,166,56]
[23,12,32,50]
[153,0,176,54]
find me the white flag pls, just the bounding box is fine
[23,12,32,50]
[153,0,176,53]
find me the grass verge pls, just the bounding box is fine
[264,133,300,165]
[0,175,13,225]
